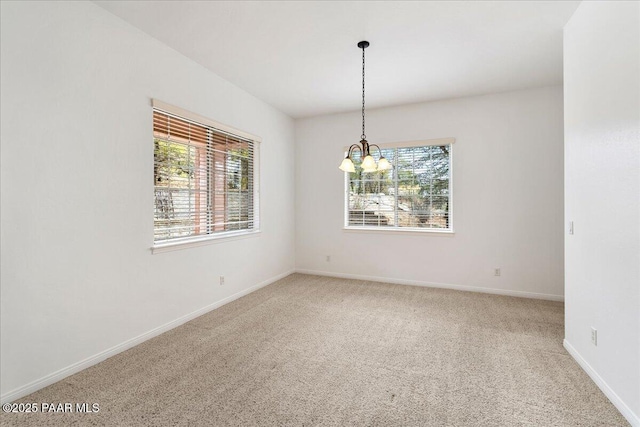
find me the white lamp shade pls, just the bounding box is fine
[377,157,392,171]
[361,155,377,172]
[339,157,356,173]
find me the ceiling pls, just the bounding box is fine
[95,1,580,119]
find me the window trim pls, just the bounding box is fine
[152,99,262,143]
[151,99,261,252]
[343,137,455,234]
[151,230,262,254]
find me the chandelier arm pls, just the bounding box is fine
[347,144,362,158]
[369,144,384,157]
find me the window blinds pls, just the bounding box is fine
[153,108,255,244]
[346,143,452,230]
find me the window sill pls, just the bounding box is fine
[151,230,261,254]
[343,226,454,236]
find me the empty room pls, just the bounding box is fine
[1,1,638,426]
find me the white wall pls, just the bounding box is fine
[0,1,295,399]
[295,86,565,299]
[563,1,640,424]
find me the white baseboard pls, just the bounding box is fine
[563,339,639,427]
[295,269,564,302]
[0,269,294,404]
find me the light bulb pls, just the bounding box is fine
[361,155,377,172]
[339,157,356,173]
[377,157,392,171]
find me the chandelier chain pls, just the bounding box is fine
[361,45,366,141]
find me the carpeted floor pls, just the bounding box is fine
[2,274,628,426]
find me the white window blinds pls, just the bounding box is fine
[346,140,452,231]
[153,106,257,244]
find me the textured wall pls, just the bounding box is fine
[563,1,640,424]
[1,1,295,398]
[295,86,565,300]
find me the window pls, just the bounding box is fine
[345,139,453,232]
[152,100,259,248]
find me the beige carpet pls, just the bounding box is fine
[2,274,628,426]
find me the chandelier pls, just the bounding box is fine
[339,41,392,173]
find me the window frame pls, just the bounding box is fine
[151,99,261,254]
[343,137,455,234]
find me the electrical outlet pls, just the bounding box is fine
[326,255,331,262]
[219,276,225,286]
[494,268,501,277]
[591,327,597,346]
